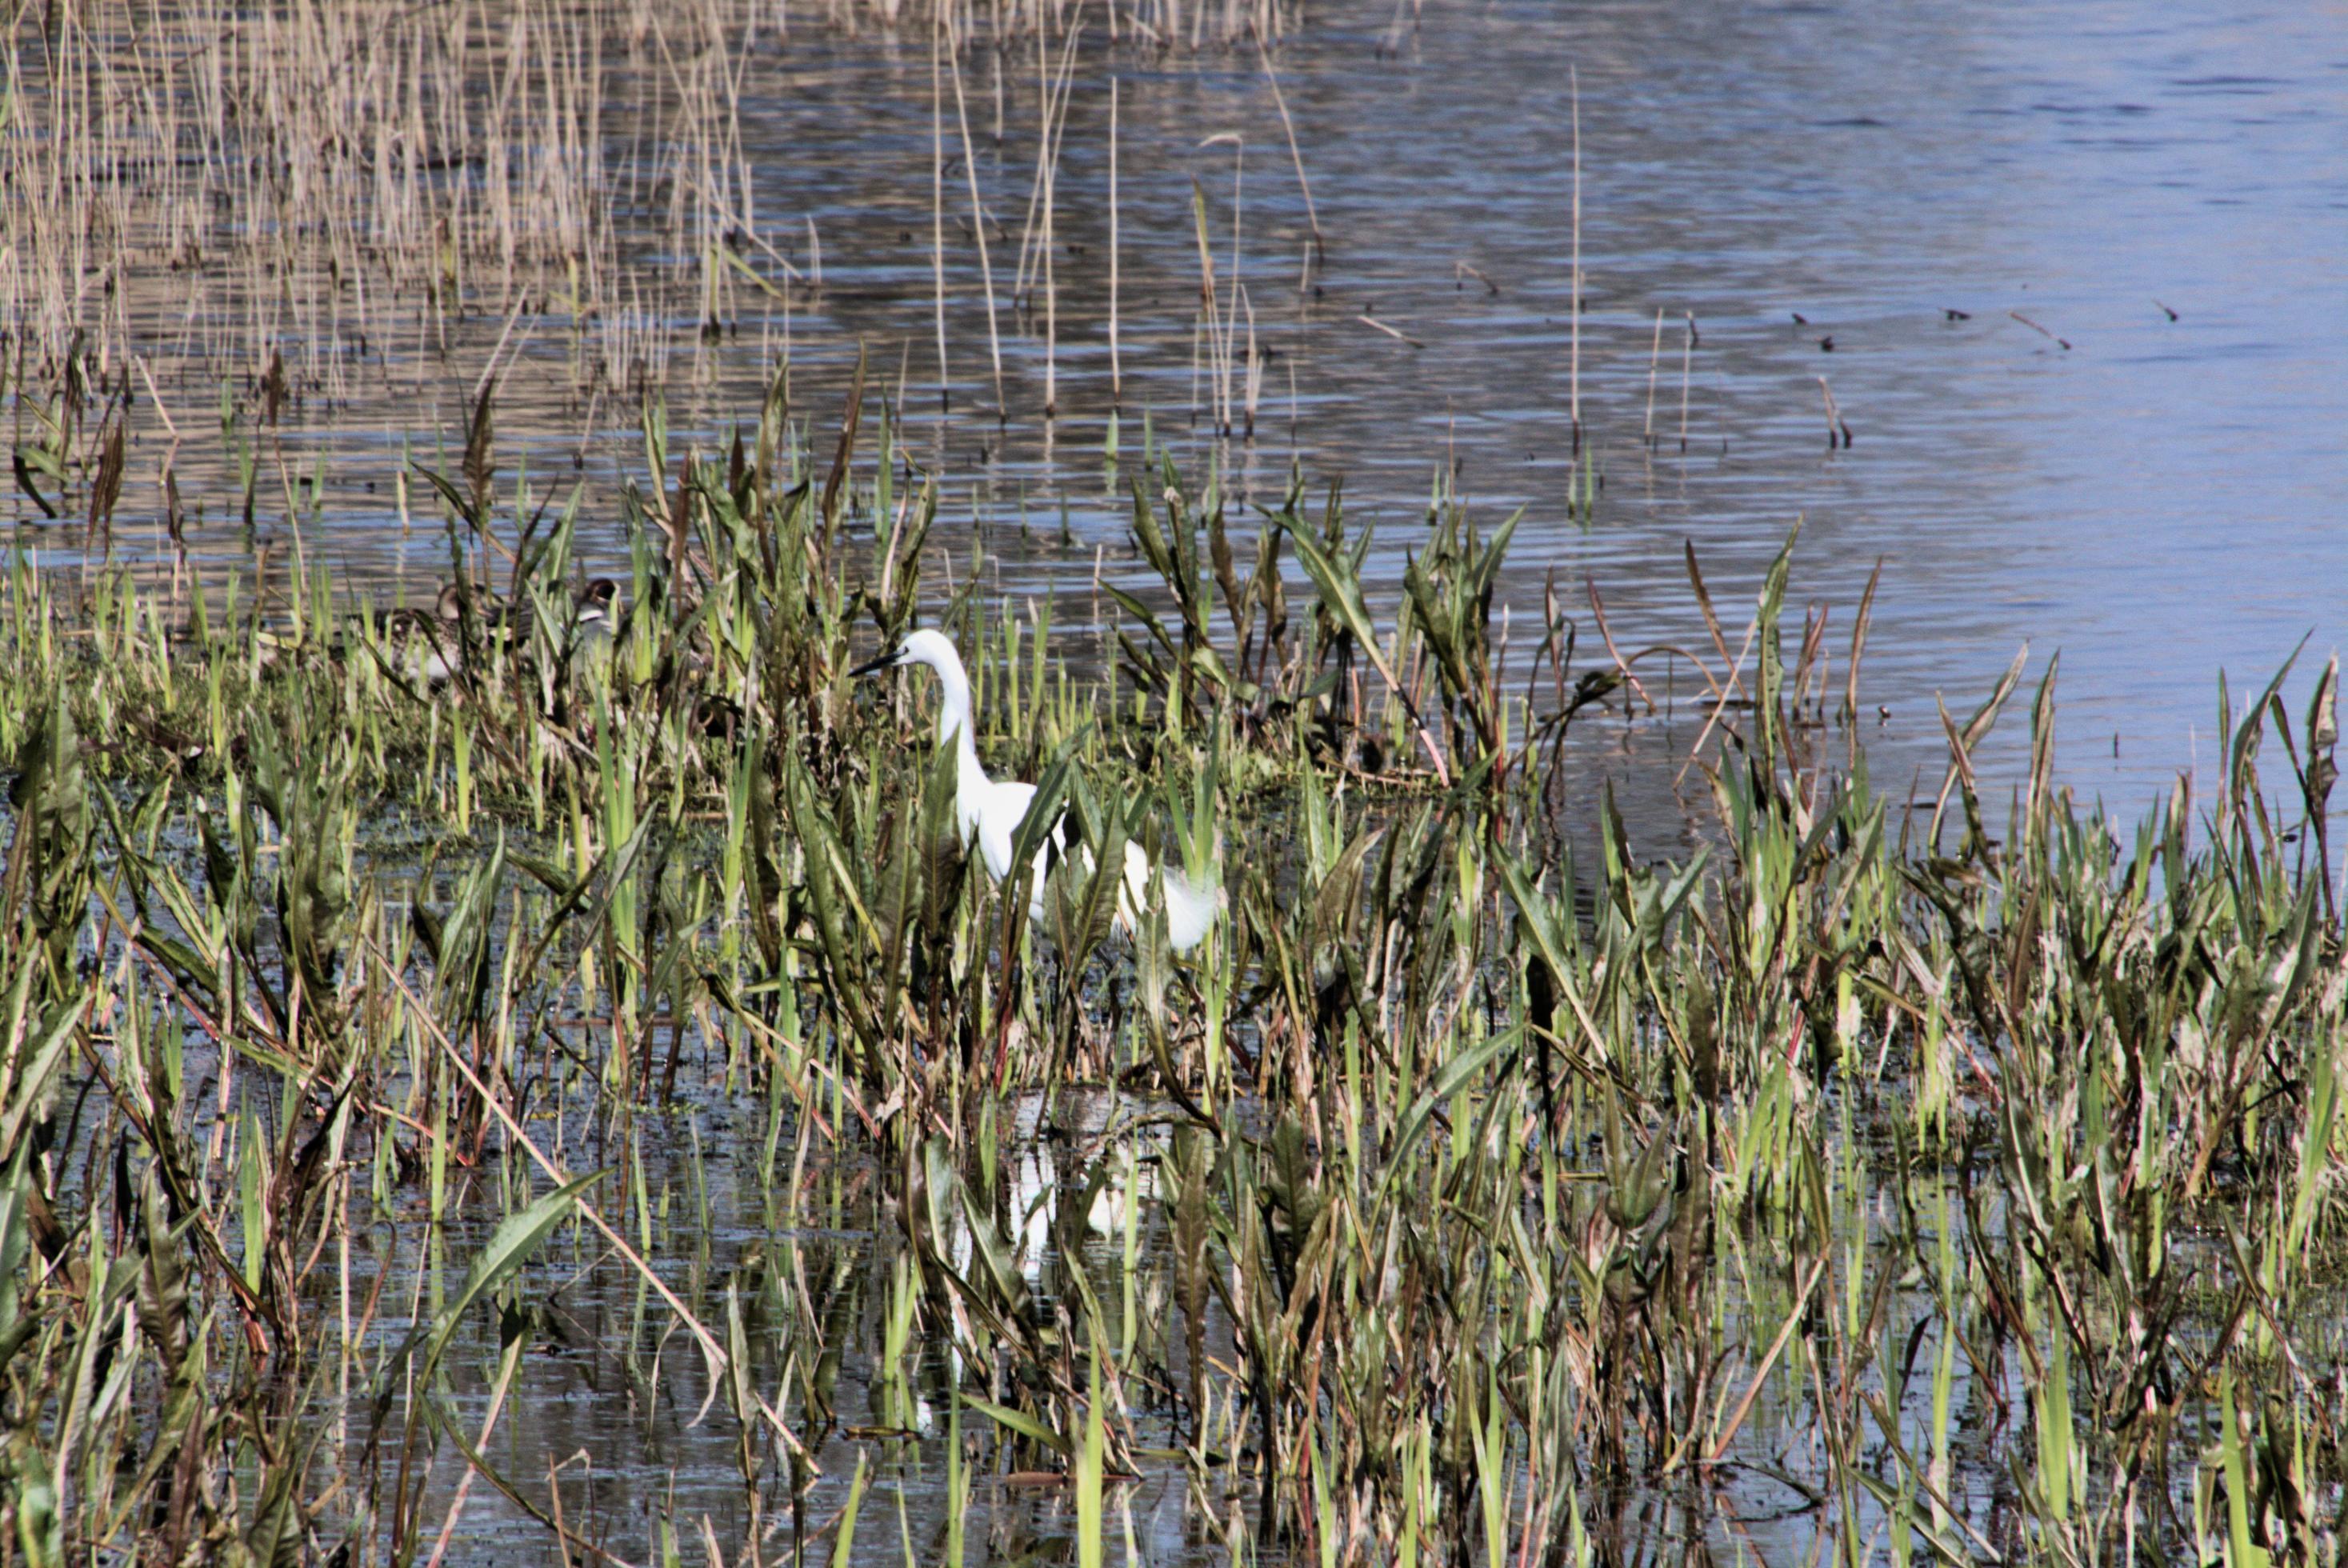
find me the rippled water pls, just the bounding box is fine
[39,0,2344,839]
[777,0,2346,830]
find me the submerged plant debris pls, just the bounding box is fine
[2,384,2346,1568]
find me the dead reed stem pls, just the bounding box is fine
[1569,65,1583,453]
[948,34,1008,414]
[1109,74,1122,402]
[1258,40,1322,260]
[1679,312,1695,453]
[1644,306,1663,446]
[933,26,952,398]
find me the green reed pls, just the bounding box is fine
[0,378,2343,1567]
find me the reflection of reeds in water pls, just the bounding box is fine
[3,0,1302,390]
[8,0,1333,566]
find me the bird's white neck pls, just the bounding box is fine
[923,653,992,841]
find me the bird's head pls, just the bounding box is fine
[576,577,619,621]
[850,626,959,678]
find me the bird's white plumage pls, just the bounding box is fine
[1118,838,1220,952]
[976,778,1050,890]
[886,629,1222,952]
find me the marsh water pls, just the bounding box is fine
[36,0,2348,839]
[15,0,2348,1561]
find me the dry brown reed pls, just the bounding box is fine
[2,0,1297,410]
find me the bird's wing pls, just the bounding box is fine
[1119,838,1220,953]
[978,778,1038,882]
[1161,862,1221,953]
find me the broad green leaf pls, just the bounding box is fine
[963,1396,1072,1458]
[1374,1026,1521,1204]
[423,1168,604,1374]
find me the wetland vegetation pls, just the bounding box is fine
[6,2,2348,1565]
[3,382,2346,1565]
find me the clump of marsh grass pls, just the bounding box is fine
[1,382,2345,1566]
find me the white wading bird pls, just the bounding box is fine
[852,628,1222,953]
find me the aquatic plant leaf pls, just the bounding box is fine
[516,814,655,983]
[1402,551,1468,700]
[810,1450,866,1568]
[0,1142,35,1371]
[1128,475,1179,590]
[6,1438,62,1567]
[422,1168,604,1375]
[1278,515,1378,664]
[4,689,93,970]
[1167,1128,1213,1420]
[1309,830,1378,949]
[1002,745,1079,934]
[1753,517,1804,763]
[133,1164,194,1366]
[1374,1026,1521,1203]
[410,461,482,534]
[425,833,507,1026]
[2229,638,2307,810]
[1465,506,1523,612]
[1603,1112,1674,1232]
[242,1456,305,1568]
[0,983,85,1160]
[958,1175,1033,1325]
[1077,1342,1106,1568]
[818,346,867,540]
[1103,585,1177,657]
[1497,853,1575,1003]
[963,1396,1072,1459]
[1135,888,1169,1029]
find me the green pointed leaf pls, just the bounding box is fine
[1375,1026,1522,1204]
[422,1168,604,1374]
[963,1396,1072,1458]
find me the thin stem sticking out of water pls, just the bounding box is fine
[1110,75,1122,403]
[1644,306,1664,446]
[1258,40,1322,265]
[1817,375,1853,449]
[933,26,952,401]
[949,38,1007,415]
[1679,311,1695,454]
[1570,65,1582,455]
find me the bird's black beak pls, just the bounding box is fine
[848,649,900,678]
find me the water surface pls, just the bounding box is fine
[32,0,2345,840]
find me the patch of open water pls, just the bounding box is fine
[23,0,2345,854]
